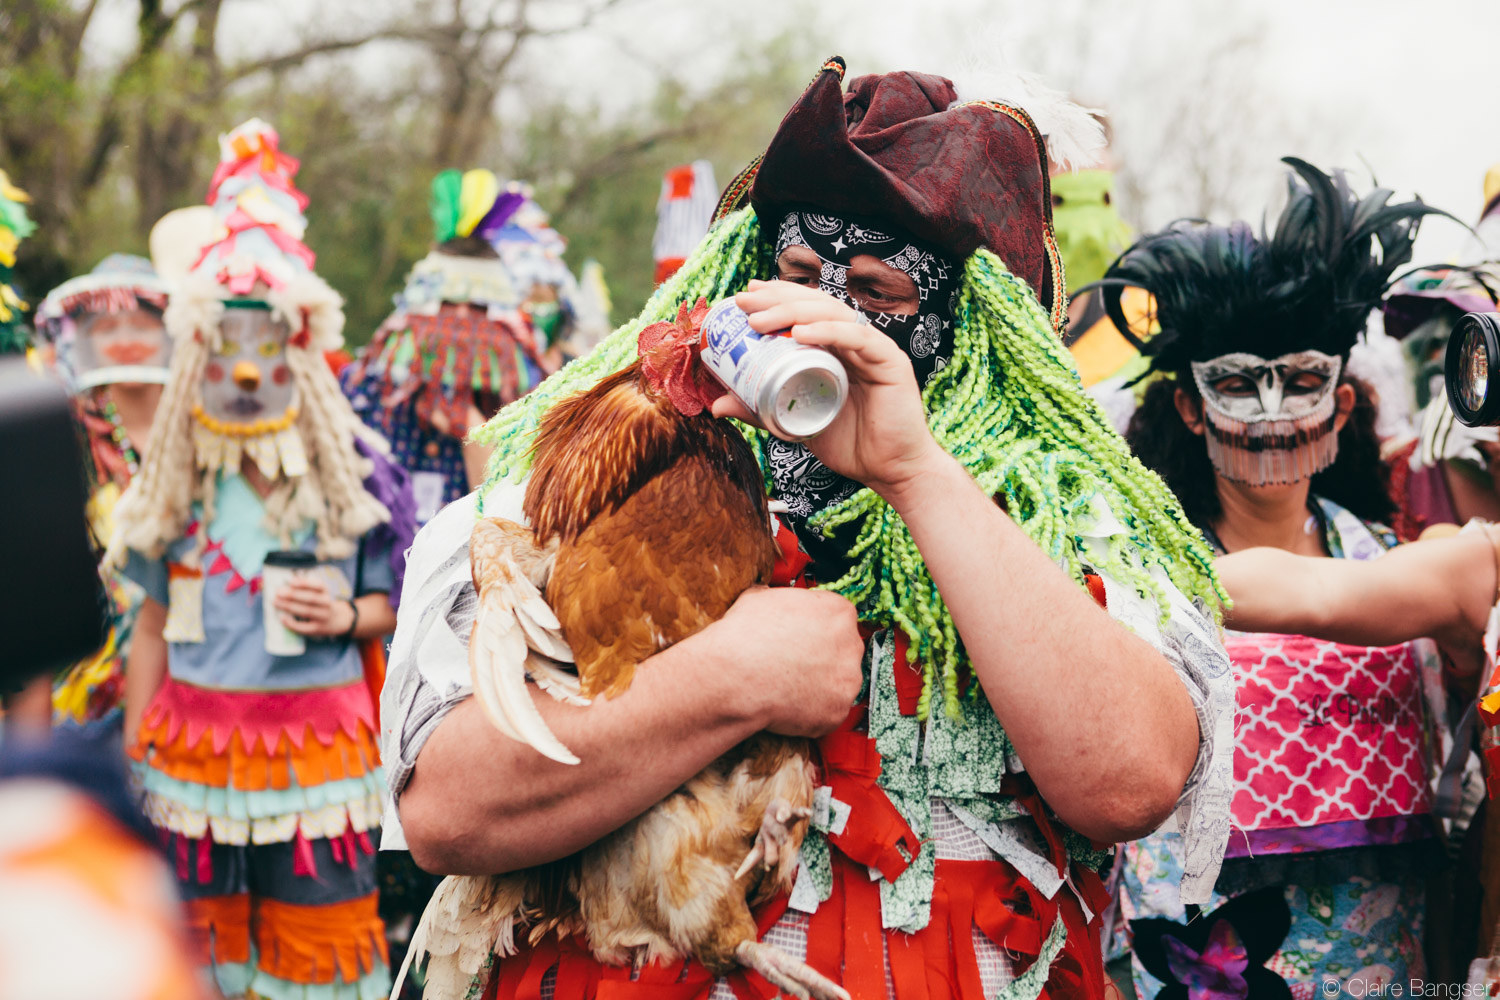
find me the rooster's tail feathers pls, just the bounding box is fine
[471,585,582,765]
[397,875,529,1000]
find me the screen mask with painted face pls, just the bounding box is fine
[72,307,172,390]
[200,307,298,426]
[191,306,309,482]
[1190,349,1343,486]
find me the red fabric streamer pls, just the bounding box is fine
[817,706,920,883]
[293,829,318,879]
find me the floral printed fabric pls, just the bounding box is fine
[342,366,469,525]
[1120,836,1426,1000]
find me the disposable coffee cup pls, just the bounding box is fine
[262,550,317,657]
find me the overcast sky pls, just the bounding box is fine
[84,0,1499,262]
[554,0,1500,263]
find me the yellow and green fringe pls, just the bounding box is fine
[472,208,1223,720]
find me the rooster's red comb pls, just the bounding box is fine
[638,298,724,416]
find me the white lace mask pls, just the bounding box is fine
[1189,350,1343,485]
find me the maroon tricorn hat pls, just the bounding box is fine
[735,57,1065,330]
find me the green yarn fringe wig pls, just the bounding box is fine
[474,208,1222,720]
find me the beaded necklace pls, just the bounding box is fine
[100,392,141,479]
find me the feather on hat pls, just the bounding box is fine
[1094,157,1457,374]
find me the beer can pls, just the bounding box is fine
[699,298,848,441]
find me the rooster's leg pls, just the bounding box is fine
[734,798,814,880]
[734,940,851,1000]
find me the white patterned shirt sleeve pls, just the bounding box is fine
[379,483,526,850]
[1076,498,1235,906]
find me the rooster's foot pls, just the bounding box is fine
[734,940,850,1000]
[735,798,812,880]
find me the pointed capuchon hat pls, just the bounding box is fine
[160,118,345,353]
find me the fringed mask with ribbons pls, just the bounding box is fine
[1096,156,1459,487]
[348,168,545,440]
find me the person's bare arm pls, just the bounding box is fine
[432,402,494,491]
[124,596,169,746]
[1217,531,1499,675]
[3,675,54,734]
[724,280,1198,844]
[884,453,1199,843]
[400,586,864,876]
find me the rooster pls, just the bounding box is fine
[399,300,849,1000]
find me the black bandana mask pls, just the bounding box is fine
[766,210,960,574]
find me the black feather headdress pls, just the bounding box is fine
[1092,157,1457,375]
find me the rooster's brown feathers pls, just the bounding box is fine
[525,362,776,698]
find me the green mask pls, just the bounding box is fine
[527,301,562,346]
[1050,169,1133,293]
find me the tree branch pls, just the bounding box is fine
[553,119,705,216]
[76,0,209,193]
[223,26,454,82]
[62,0,104,81]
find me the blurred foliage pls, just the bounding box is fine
[0,0,821,344]
[513,33,818,322]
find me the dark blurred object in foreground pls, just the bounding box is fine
[0,357,106,696]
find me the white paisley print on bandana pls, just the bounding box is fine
[768,211,960,556]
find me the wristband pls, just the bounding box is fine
[340,599,360,643]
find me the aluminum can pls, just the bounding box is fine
[698,298,848,441]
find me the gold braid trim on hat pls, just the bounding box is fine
[952,99,1069,334]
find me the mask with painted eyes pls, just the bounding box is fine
[71,307,172,389]
[1049,169,1133,294]
[1190,349,1343,485]
[199,307,298,427]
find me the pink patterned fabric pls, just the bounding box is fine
[139,675,375,756]
[1229,633,1430,836]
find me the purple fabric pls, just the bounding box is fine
[355,436,417,609]
[1223,815,1433,858]
[475,190,527,242]
[1163,921,1250,1000]
[1403,461,1459,530]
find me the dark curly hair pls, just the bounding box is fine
[1126,373,1396,536]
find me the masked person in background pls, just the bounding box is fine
[107,119,417,1000]
[343,169,547,528]
[1105,158,1455,998]
[34,254,171,736]
[1046,113,1152,439]
[1382,263,1500,538]
[384,57,1233,999]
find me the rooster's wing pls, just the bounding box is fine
[469,516,584,764]
[547,448,776,700]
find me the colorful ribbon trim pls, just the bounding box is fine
[135,675,376,758]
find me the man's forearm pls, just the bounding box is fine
[352,592,396,641]
[399,630,765,875]
[883,452,1200,841]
